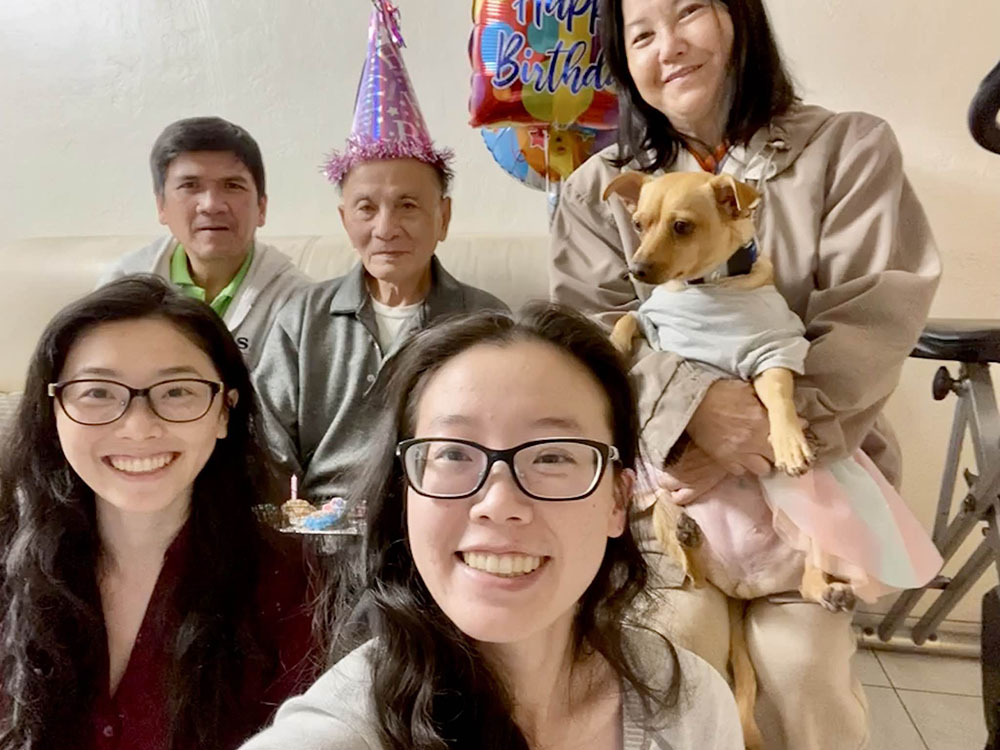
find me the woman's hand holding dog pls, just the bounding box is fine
[657,443,728,505]
[686,379,776,477]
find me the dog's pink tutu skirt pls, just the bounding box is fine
[758,450,943,602]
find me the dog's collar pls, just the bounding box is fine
[687,238,758,286]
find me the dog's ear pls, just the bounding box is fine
[709,174,760,219]
[602,171,648,214]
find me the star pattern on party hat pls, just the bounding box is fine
[324,0,454,185]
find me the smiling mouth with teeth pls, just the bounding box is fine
[460,551,546,578]
[106,453,177,474]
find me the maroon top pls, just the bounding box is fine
[85,525,317,750]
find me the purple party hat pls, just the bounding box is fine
[324,0,453,185]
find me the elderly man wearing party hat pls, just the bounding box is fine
[254,1,507,509]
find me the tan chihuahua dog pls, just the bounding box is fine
[604,171,824,750]
[605,170,813,476]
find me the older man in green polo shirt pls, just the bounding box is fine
[98,116,309,368]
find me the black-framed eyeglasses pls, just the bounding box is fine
[48,378,224,426]
[396,437,620,502]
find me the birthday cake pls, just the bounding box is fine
[282,498,313,527]
[300,497,349,531]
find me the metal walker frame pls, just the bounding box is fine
[877,330,1000,647]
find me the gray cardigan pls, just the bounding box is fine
[252,257,508,502]
[238,635,743,749]
[97,236,310,370]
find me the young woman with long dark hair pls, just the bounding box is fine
[550,1,941,748]
[0,275,317,750]
[241,305,742,750]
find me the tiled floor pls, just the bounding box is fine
[858,648,988,749]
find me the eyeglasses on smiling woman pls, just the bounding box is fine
[396,437,620,501]
[47,378,224,425]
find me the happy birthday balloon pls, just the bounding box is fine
[482,124,616,190]
[470,0,618,130]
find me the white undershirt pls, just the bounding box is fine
[370,298,421,352]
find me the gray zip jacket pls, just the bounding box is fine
[97,236,310,369]
[253,257,508,502]
[238,634,743,750]
[551,103,941,484]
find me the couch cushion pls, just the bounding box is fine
[0,236,160,393]
[0,392,21,438]
[0,234,551,392]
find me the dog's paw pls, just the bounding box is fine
[675,512,703,548]
[609,315,639,356]
[820,582,857,613]
[770,425,815,477]
[609,331,633,355]
[609,337,633,356]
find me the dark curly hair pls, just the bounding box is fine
[331,303,678,749]
[599,0,798,171]
[0,275,285,749]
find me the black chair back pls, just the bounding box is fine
[970,59,1000,155]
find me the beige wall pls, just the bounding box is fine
[2,1,1000,620]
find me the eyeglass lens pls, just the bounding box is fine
[59,380,216,424]
[403,440,605,499]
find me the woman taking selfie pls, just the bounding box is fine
[550,1,941,748]
[241,305,742,749]
[0,276,316,750]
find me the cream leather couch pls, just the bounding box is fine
[0,234,551,431]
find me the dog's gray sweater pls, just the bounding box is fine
[636,283,809,380]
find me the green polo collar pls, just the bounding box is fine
[169,243,254,318]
